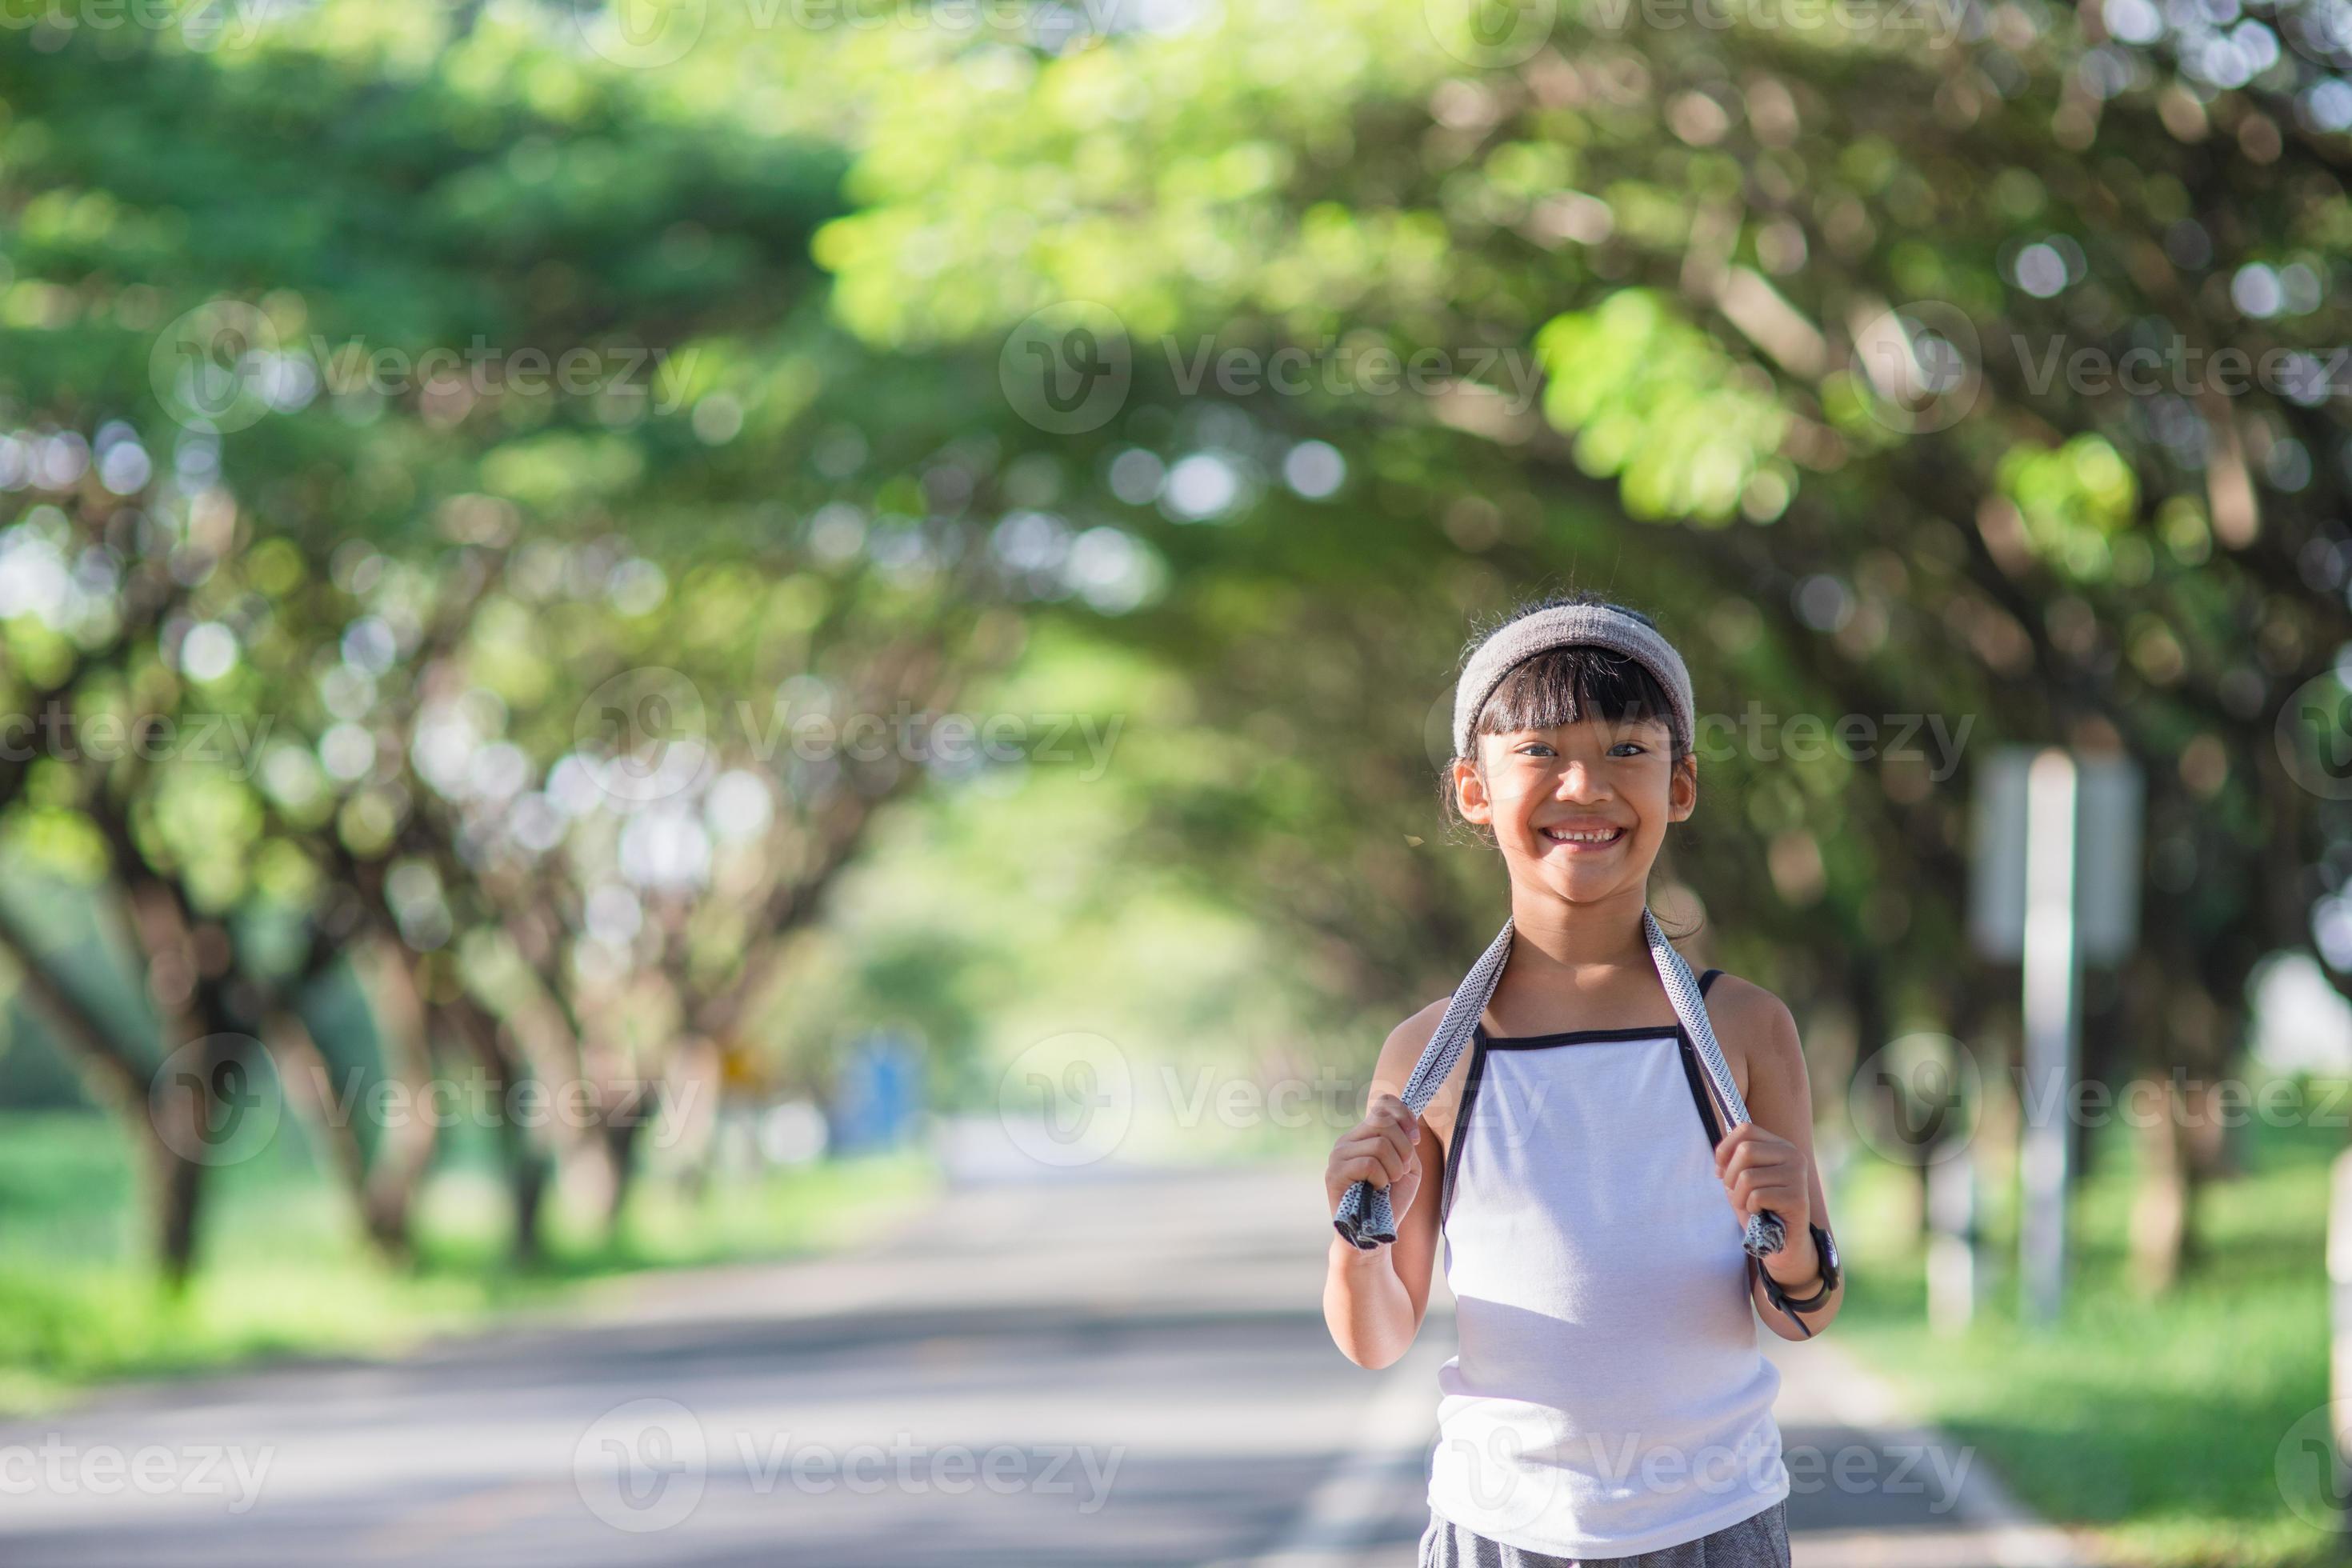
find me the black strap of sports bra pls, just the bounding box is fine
[1676,970,1728,1145]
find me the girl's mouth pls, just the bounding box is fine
[1538,824,1627,849]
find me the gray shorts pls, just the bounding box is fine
[1418,1499,1790,1568]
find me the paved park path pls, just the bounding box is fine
[0,1146,2094,1566]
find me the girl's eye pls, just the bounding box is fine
[1609,741,1646,757]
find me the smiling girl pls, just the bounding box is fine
[1322,594,1842,1568]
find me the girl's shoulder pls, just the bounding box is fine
[1698,970,1806,1093]
[1368,995,1478,1132]
[1372,996,1452,1091]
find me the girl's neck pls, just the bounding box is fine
[1503,882,1652,973]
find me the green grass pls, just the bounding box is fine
[1834,1082,2338,1568]
[0,1111,941,1413]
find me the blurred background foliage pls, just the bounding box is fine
[0,0,2348,1558]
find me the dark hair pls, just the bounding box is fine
[1437,592,1689,839]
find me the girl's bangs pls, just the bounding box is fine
[1473,646,1676,744]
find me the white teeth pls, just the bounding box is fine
[1543,827,1622,844]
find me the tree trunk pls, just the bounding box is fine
[118,879,251,1289]
[0,899,213,1287]
[145,1031,228,1290]
[151,1133,207,1289]
[666,1035,722,1203]
[262,1006,418,1264]
[2128,1074,2192,1294]
[341,937,446,1261]
[601,1085,651,1238]
[2183,1076,2240,1182]
[508,1134,551,1265]
[433,998,550,1266]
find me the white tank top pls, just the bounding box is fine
[1424,995,1790,1558]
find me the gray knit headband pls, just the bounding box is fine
[1450,602,1695,760]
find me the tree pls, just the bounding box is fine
[800,0,2352,1283]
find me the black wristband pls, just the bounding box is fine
[1759,1224,1837,1314]
[1774,1276,1833,1313]
[1781,1223,1840,1309]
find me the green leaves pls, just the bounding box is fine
[1535,290,1788,523]
[1998,434,2142,581]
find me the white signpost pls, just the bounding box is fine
[1970,746,2142,1326]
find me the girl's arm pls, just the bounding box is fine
[1710,980,1845,1340]
[1322,1002,1450,1370]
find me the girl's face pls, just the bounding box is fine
[1453,715,1696,906]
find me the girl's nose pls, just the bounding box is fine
[1554,762,1610,800]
